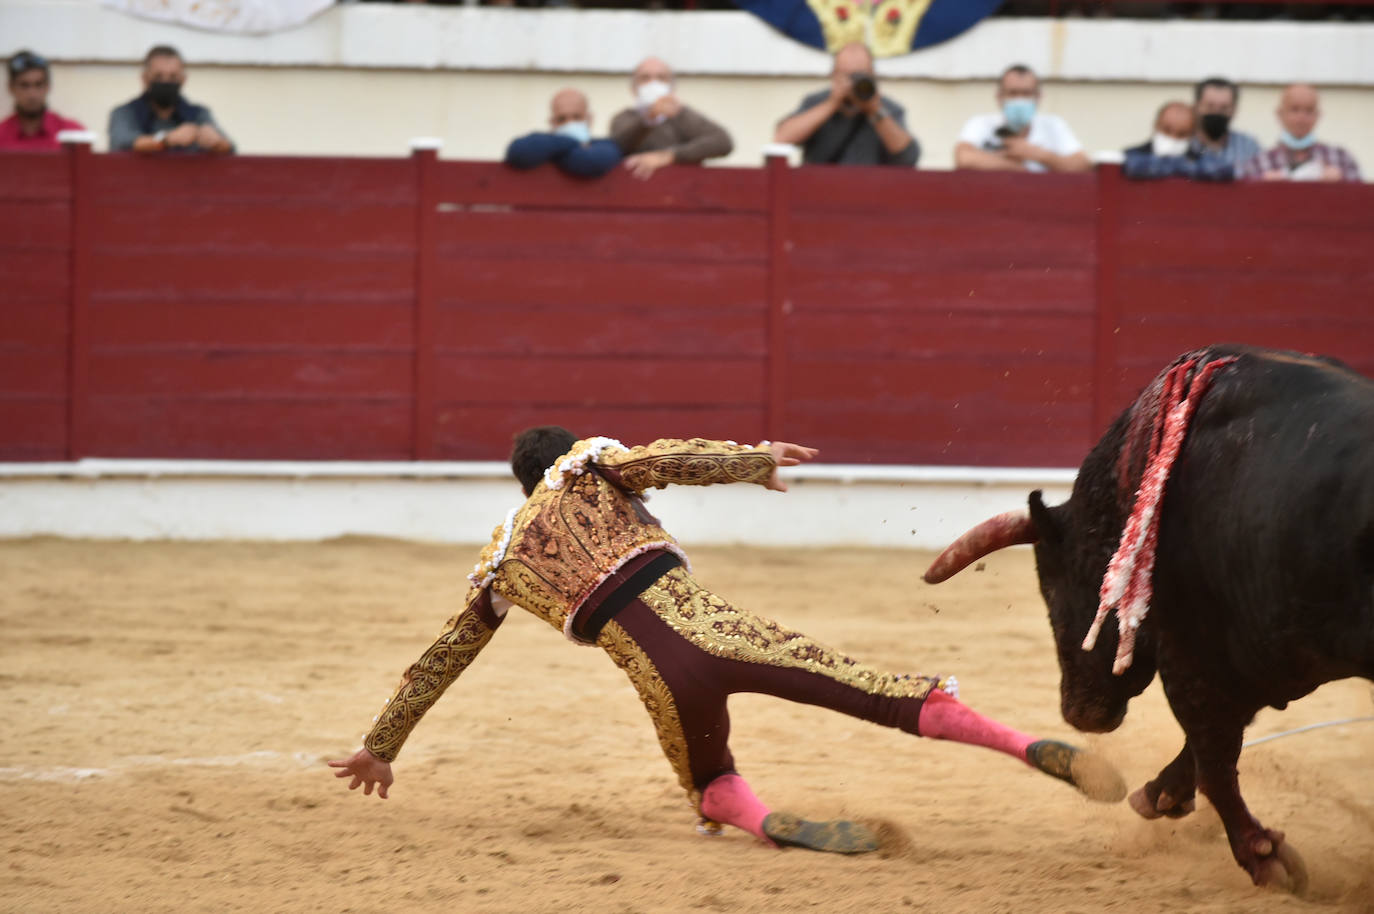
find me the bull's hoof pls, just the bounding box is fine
[1026,740,1127,803]
[1249,833,1309,896]
[761,813,879,854]
[1128,784,1196,820]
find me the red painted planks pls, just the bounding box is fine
[87,349,413,397]
[433,306,765,357]
[789,311,1093,358]
[88,200,415,251]
[1115,179,1374,231]
[434,258,767,313]
[0,347,67,395]
[86,301,413,347]
[434,355,765,407]
[432,405,767,461]
[0,399,67,460]
[789,168,1097,219]
[434,161,767,213]
[0,200,70,250]
[0,152,71,201]
[433,210,767,264]
[788,266,1094,315]
[83,397,413,459]
[87,250,414,301]
[88,155,416,205]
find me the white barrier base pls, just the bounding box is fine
[0,460,1076,548]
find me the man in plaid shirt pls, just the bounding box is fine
[1240,83,1362,183]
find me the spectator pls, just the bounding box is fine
[1122,100,1233,182]
[772,42,919,168]
[504,88,622,178]
[108,45,233,155]
[954,64,1091,173]
[1240,83,1361,183]
[1189,76,1259,169]
[609,57,733,180]
[0,50,85,151]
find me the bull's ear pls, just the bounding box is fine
[1028,490,1063,546]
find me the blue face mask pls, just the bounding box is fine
[1001,98,1036,133]
[555,120,591,145]
[1280,128,1316,150]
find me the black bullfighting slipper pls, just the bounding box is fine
[1026,739,1127,803]
[761,812,879,854]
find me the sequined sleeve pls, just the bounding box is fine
[595,438,775,492]
[363,590,505,763]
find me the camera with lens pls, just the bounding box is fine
[849,72,877,103]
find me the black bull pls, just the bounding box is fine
[924,344,1374,891]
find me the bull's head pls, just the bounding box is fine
[923,489,1157,733]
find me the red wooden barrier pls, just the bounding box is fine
[1,146,1371,466]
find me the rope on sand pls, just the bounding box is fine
[1242,716,1374,748]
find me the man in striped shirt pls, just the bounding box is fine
[1240,83,1362,183]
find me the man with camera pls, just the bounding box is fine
[954,64,1090,174]
[774,42,918,167]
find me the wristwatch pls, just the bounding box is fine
[869,110,888,124]
[153,129,168,147]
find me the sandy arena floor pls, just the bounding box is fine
[2,537,1371,913]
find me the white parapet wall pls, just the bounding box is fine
[0,460,1075,548]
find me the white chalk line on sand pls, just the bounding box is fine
[1242,716,1374,748]
[0,750,322,783]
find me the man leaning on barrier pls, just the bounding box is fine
[108,45,234,156]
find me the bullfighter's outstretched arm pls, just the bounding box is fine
[594,438,797,492]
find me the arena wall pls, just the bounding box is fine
[4,147,1372,467]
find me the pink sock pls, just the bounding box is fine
[916,689,1035,763]
[699,774,775,844]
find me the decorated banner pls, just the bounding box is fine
[734,0,1003,58]
[101,0,335,34]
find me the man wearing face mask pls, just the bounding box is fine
[505,89,622,179]
[1239,83,1361,183]
[954,64,1090,174]
[609,57,733,181]
[1189,77,1258,170]
[0,50,86,151]
[1121,100,1233,182]
[773,42,919,168]
[108,45,233,155]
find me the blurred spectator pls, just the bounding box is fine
[772,42,919,168]
[1240,83,1361,183]
[954,64,1091,173]
[1122,100,1232,181]
[0,50,85,151]
[108,45,234,154]
[609,57,733,179]
[505,88,622,178]
[1189,77,1258,169]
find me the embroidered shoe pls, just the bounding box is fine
[761,812,879,854]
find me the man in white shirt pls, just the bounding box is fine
[954,64,1092,174]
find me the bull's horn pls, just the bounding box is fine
[923,509,1037,584]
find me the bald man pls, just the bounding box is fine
[1240,83,1361,183]
[609,57,733,180]
[774,43,918,167]
[505,88,622,179]
[1121,100,1233,183]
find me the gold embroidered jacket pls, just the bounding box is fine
[363,438,775,762]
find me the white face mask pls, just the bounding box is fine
[554,120,591,145]
[635,79,672,109]
[1151,132,1190,157]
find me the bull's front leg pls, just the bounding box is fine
[1182,713,1308,893]
[1128,740,1196,819]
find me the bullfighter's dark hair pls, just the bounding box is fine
[511,425,578,496]
[1194,76,1239,104]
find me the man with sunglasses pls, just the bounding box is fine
[0,50,86,151]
